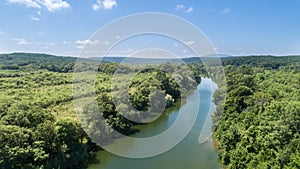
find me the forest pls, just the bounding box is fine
[0,53,203,169]
[214,57,300,168]
[0,53,299,169]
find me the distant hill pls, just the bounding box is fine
[0,53,77,72]
[1,53,299,72]
[0,53,76,65]
[90,56,201,64]
[221,55,300,68]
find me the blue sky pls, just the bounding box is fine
[0,0,300,56]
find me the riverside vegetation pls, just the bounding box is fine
[0,53,299,169]
[0,53,203,169]
[213,56,300,168]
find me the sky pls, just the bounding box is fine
[0,0,300,57]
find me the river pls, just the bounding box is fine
[88,78,221,169]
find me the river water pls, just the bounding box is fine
[88,78,221,169]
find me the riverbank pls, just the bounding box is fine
[88,78,222,169]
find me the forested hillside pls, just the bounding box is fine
[221,55,300,68]
[0,53,76,73]
[214,58,300,168]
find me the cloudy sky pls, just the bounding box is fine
[0,0,300,56]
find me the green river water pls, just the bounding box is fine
[88,78,221,169]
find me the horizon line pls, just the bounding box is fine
[1,52,300,58]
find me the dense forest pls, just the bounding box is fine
[213,57,300,168]
[0,53,299,169]
[0,53,203,169]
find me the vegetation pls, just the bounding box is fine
[0,53,203,169]
[76,62,203,144]
[221,55,300,69]
[1,53,299,169]
[214,58,300,168]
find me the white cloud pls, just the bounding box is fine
[62,40,71,44]
[175,4,185,10]
[185,41,195,46]
[175,4,193,13]
[182,50,187,53]
[12,38,31,45]
[30,15,40,21]
[221,8,231,14]
[93,0,117,11]
[185,6,193,13]
[103,0,117,9]
[76,45,84,49]
[7,0,41,8]
[75,39,99,45]
[75,39,110,46]
[6,0,70,12]
[75,39,108,49]
[92,0,101,11]
[42,0,70,12]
